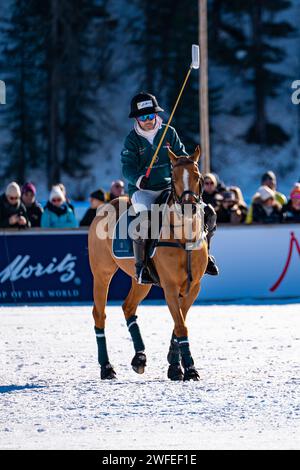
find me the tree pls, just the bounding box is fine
[209,0,295,146]
[0,0,45,183]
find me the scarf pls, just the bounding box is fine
[134,115,163,145]
[45,201,68,217]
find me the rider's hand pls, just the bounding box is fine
[9,214,19,225]
[137,176,148,190]
[18,216,27,226]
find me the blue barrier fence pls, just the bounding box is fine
[0,229,164,305]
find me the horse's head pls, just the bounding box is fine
[168,146,203,215]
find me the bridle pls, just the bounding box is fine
[171,159,203,210]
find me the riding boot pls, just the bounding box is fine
[133,238,153,284]
[204,204,219,276]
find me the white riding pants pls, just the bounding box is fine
[131,189,164,213]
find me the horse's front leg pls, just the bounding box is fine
[122,279,151,374]
[167,332,183,381]
[163,286,200,381]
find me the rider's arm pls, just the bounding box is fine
[121,137,143,187]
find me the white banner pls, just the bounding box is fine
[200,224,300,301]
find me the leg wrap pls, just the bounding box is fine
[94,327,109,366]
[127,315,145,353]
[167,332,181,365]
[178,336,194,368]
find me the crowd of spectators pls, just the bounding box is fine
[0,171,299,230]
[0,179,125,229]
[202,170,300,225]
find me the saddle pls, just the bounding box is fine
[112,190,171,284]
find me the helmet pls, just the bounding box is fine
[129,92,164,118]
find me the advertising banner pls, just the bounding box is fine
[0,230,163,304]
[0,226,299,305]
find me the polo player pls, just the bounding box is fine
[121,92,219,284]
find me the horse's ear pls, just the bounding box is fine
[190,145,201,163]
[168,147,178,166]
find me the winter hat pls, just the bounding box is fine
[290,184,300,200]
[49,185,66,203]
[261,171,276,184]
[204,173,218,187]
[21,182,36,195]
[90,189,105,202]
[5,181,21,198]
[129,92,164,118]
[256,185,275,202]
[222,190,237,203]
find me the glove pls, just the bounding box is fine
[137,175,148,190]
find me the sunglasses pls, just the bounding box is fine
[137,113,156,122]
[204,180,214,186]
[8,196,19,201]
[52,198,62,203]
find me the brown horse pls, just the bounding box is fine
[88,146,208,381]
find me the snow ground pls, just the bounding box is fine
[0,304,299,450]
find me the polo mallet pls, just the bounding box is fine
[145,44,200,179]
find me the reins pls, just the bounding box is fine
[155,163,205,294]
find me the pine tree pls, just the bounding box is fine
[0,0,45,184]
[130,0,200,151]
[209,0,295,146]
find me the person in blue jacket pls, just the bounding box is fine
[41,185,78,229]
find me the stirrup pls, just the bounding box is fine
[135,266,153,285]
[205,255,219,276]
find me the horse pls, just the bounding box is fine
[88,145,208,381]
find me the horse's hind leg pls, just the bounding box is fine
[93,268,117,380]
[122,279,151,374]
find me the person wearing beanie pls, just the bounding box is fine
[58,182,75,214]
[202,173,221,207]
[106,180,126,202]
[41,185,78,229]
[121,92,218,283]
[21,182,43,228]
[281,183,300,223]
[246,171,287,224]
[250,185,283,224]
[0,181,30,229]
[80,189,105,227]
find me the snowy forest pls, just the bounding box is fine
[0,0,300,199]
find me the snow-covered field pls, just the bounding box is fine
[0,304,299,450]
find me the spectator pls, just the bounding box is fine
[106,179,125,202]
[282,184,300,223]
[58,183,75,213]
[21,182,43,227]
[0,182,30,229]
[202,173,220,207]
[251,185,282,224]
[80,189,105,227]
[216,189,248,224]
[246,171,287,223]
[41,185,78,228]
[229,186,248,211]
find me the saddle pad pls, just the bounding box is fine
[112,210,156,259]
[112,190,171,259]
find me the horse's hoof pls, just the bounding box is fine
[183,366,200,381]
[101,363,117,380]
[131,352,146,374]
[167,364,184,381]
